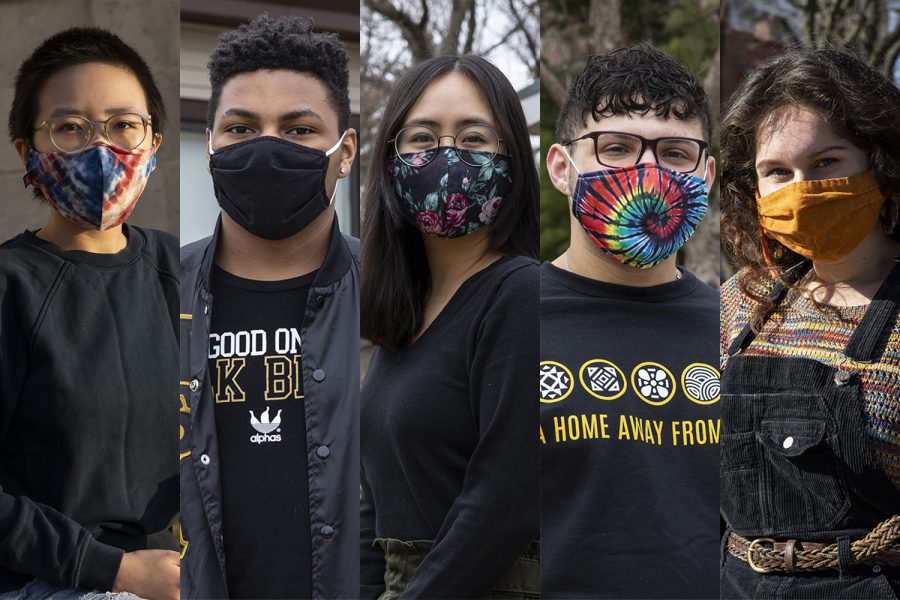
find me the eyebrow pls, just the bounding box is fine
[219,108,324,122]
[47,106,143,118]
[403,117,495,129]
[603,132,640,142]
[220,108,259,120]
[281,109,324,122]
[755,145,848,170]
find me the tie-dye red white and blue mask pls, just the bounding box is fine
[568,162,708,269]
[24,142,156,231]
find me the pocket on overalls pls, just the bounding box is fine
[755,418,849,533]
[721,431,761,532]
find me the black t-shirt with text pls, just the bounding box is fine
[540,262,720,599]
[209,266,316,599]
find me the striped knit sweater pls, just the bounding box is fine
[720,275,900,490]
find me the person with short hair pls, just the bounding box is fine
[178,14,360,600]
[0,27,179,600]
[541,43,720,598]
[720,46,900,598]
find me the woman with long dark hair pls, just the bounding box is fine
[359,55,539,598]
[720,46,900,598]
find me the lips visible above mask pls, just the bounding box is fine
[570,162,709,269]
[388,147,512,238]
[24,142,156,231]
[757,170,885,262]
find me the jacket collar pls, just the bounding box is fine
[198,213,351,296]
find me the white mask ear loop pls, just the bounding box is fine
[559,144,582,176]
[325,130,347,157]
[559,144,582,199]
[329,179,339,206]
[326,131,348,206]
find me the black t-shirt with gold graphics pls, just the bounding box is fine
[540,261,720,599]
[209,265,316,599]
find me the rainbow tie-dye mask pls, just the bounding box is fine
[24,142,156,231]
[569,162,708,269]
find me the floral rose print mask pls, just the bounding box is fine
[388,147,513,238]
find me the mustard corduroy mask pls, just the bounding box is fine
[757,170,884,262]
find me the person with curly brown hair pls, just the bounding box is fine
[720,46,900,599]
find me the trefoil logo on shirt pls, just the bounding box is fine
[249,406,282,443]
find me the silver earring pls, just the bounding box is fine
[340,166,346,174]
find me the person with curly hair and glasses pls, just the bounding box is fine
[359,55,539,599]
[541,43,719,599]
[720,46,900,598]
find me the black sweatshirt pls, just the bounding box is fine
[540,262,720,599]
[0,226,179,592]
[360,256,539,598]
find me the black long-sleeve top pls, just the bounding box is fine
[0,226,179,592]
[360,255,539,598]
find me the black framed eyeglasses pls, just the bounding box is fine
[390,124,504,167]
[33,112,153,153]
[562,131,709,174]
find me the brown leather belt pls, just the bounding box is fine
[727,516,900,574]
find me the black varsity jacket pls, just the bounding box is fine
[179,215,360,598]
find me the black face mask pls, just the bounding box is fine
[208,134,344,240]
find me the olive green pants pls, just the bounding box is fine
[374,538,540,599]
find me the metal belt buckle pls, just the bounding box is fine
[747,537,775,574]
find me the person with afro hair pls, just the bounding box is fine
[179,14,359,600]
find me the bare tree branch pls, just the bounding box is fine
[540,58,569,107]
[839,11,865,46]
[504,0,539,75]
[821,0,851,42]
[463,0,477,53]
[589,0,623,54]
[703,46,721,139]
[872,18,900,71]
[480,25,520,56]
[885,34,900,79]
[806,0,818,45]
[441,0,474,54]
[419,0,429,29]
[860,0,881,56]
[365,0,433,61]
